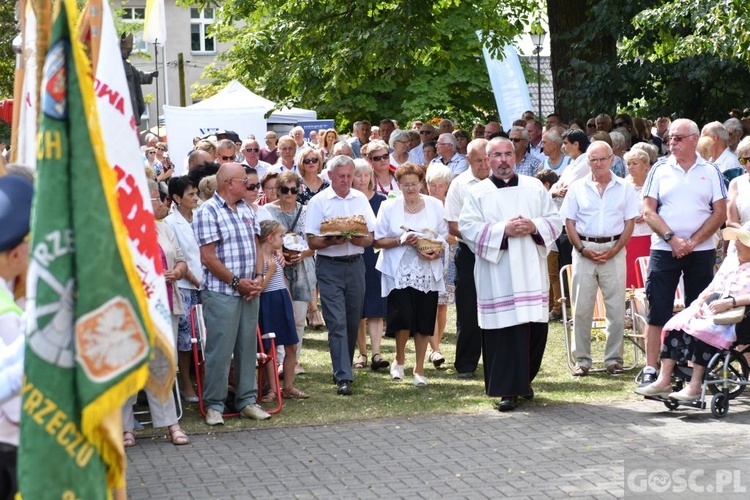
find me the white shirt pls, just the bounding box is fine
[713,147,742,173]
[0,280,22,446]
[243,160,273,181]
[444,169,484,223]
[642,154,727,252]
[408,145,426,166]
[560,173,639,237]
[164,210,203,290]
[305,186,377,257]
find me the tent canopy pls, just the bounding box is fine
[189,80,316,124]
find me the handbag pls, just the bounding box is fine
[713,306,747,325]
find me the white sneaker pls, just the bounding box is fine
[241,403,271,420]
[413,374,429,387]
[390,364,404,381]
[205,408,224,426]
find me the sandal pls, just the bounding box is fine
[354,354,368,369]
[123,431,136,448]
[260,390,277,403]
[283,387,309,399]
[306,308,324,329]
[572,365,589,377]
[168,425,190,446]
[429,351,446,368]
[371,353,390,371]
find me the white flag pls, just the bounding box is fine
[143,0,167,44]
[16,1,38,169]
[94,0,175,399]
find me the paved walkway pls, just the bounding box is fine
[126,396,750,499]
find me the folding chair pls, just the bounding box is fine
[132,378,183,426]
[634,256,685,310]
[257,331,283,415]
[190,304,282,418]
[559,264,640,373]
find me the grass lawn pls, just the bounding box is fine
[133,305,644,437]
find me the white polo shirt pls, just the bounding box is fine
[444,169,484,223]
[713,147,742,173]
[305,186,377,257]
[560,173,639,237]
[163,210,203,290]
[642,154,726,251]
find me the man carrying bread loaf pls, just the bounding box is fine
[306,155,377,396]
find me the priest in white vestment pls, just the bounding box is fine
[459,138,563,411]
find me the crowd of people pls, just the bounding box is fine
[3,108,750,482]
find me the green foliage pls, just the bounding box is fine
[181,0,537,130]
[0,2,16,100]
[556,0,750,124]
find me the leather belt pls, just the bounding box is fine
[579,234,621,243]
[318,254,361,263]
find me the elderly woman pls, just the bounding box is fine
[244,167,273,222]
[425,163,455,368]
[727,137,750,230]
[144,146,163,177]
[364,139,400,197]
[259,171,280,205]
[389,129,411,168]
[374,163,449,386]
[265,171,318,377]
[198,174,217,202]
[453,129,471,155]
[164,177,203,402]
[623,148,653,287]
[123,181,189,447]
[422,141,438,167]
[352,159,389,370]
[296,147,329,205]
[637,223,750,401]
[275,136,298,173]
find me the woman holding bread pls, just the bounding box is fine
[374,163,448,387]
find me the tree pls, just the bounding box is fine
[0,2,16,100]
[183,0,538,130]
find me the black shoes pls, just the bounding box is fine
[496,397,517,412]
[371,354,390,371]
[640,371,657,387]
[336,380,352,396]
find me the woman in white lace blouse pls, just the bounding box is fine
[374,163,448,387]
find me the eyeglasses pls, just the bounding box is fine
[157,147,165,151]
[220,155,234,161]
[667,134,697,142]
[228,177,248,186]
[436,142,451,147]
[740,157,750,165]
[420,131,433,135]
[264,185,277,191]
[586,123,596,128]
[147,151,156,155]
[400,182,421,190]
[279,186,299,195]
[302,157,320,165]
[244,148,260,153]
[370,154,389,162]
[509,138,525,143]
[150,197,162,202]
[589,154,613,164]
[245,183,260,191]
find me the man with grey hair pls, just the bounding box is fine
[216,139,238,166]
[595,113,613,133]
[439,119,454,134]
[636,118,727,394]
[348,120,370,158]
[509,126,541,177]
[724,117,744,154]
[561,141,638,376]
[701,121,742,174]
[430,133,469,178]
[408,123,438,165]
[306,155,377,396]
[240,138,272,180]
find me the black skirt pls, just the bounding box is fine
[385,287,438,337]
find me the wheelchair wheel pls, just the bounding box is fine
[664,399,679,411]
[706,350,749,400]
[711,393,729,418]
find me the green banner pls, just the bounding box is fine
[18,1,153,497]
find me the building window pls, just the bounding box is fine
[120,7,147,53]
[190,8,215,54]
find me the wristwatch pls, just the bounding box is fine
[577,245,585,254]
[663,231,674,242]
[230,276,240,290]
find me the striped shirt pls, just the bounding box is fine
[194,192,259,296]
[262,255,287,293]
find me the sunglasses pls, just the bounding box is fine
[244,148,260,153]
[220,155,234,161]
[586,123,596,128]
[157,147,165,151]
[740,157,750,165]
[509,138,524,143]
[370,154,389,162]
[245,183,260,191]
[667,134,696,143]
[279,186,299,195]
[147,151,156,154]
[302,157,320,165]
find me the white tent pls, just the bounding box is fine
[163,81,317,174]
[190,80,317,124]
